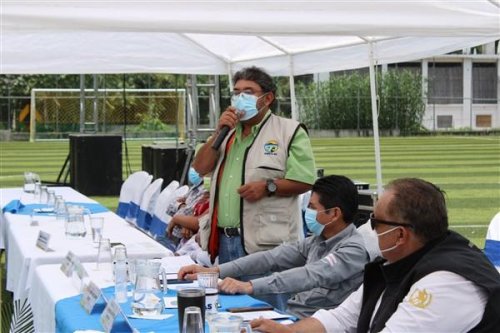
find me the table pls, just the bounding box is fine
[0,187,172,300]
[30,263,270,333]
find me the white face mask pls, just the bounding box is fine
[376,227,400,253]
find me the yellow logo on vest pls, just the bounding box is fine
[408,288,432,309]
[264,140,279,155]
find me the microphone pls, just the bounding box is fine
[211,126,230,150]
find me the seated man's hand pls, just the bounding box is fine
[178,264,217,280]
[250,318,294,333]
[219,277,253,295]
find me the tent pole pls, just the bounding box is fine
[368,42,384,195]
[289,56,298,121]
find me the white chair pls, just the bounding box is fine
[116,171,150,218]
[485,212,500,269]
[136,178,164,230]
[125,172,153,223]
[149,185,189,239]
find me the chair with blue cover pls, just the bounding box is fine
[125,172,153,224]
[136,178,164,230]
[149,185,189,240]
[148,180,180,237]
[484,212,500,270]
[116,171,150,218]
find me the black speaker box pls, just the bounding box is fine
[69,134,122,196]
[141,144,154,175]
[151,146,188,188]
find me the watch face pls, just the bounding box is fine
[267,180,277,192]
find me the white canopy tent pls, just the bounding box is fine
[2,0,499,192]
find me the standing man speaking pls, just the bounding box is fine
[193,66,316,265]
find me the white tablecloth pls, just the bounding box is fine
[29,262,115,333]
[0,187,172,299]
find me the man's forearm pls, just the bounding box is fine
[289,318,326,333]
[192,138,218,175]
[274,179,311,197]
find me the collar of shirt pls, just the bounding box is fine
[317,223,357,247]
[235,110,271,142]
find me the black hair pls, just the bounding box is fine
[232,66,277,95]
[312,175,358,223]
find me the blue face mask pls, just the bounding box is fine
[304,207,333,236]
[231,92,268,121]
[188,167,202,186]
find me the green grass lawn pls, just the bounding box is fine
[1,136,499,247]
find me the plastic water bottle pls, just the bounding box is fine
[113,246,129,303]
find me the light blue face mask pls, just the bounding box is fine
[188,167,202,186]
[231,92,268,121]
[304,207,333,236]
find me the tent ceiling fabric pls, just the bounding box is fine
[2,0,499,75]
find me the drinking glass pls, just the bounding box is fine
[177,287,205,330]
[40,185,49,204]
[90,217,104,244]
[198,272,219,319]
[55,196,67,223]
[181,306,204,333]
[95,238,113,272]
[47,190,56,209]
[23,172,35,193]
[65,211,86,238]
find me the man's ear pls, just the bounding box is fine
[264,91,275,107]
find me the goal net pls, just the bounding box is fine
[29,88,186,141]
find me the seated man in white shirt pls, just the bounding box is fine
[251,178,500,333]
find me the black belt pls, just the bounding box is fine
[218,227,240,237]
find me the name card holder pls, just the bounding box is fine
[80,281,101,314]
[36,230,51,251]
[60,251,77,277]
[100,298,121,333]
[99,296,138,333]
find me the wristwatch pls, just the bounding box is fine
[266,178,277,196]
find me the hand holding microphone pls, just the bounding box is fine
[211,107,240,150]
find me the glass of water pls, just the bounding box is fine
[90,217,104,245]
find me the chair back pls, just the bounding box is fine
[116,171,150,218]
[126,173,153,223]
[485,212,500,268]
[149,185,189,238]
[136,178,164,230]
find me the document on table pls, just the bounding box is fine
[224,310,292,321]
[160,255,195,274]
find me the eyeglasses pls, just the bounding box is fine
[230,89,262,97]
[369,213,414,230]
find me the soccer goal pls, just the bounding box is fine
[29,88,186,141]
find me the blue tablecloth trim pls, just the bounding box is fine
[1,200,108,216]
[2,200,25,214]
[55,285,270,333]
[485,239,500,266]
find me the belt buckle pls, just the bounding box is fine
[224,227,232,238]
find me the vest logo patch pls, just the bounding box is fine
[264,140,279,155]
[408,288,432,309]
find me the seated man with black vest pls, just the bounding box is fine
[251,178,500,333]
[178,175,370,318]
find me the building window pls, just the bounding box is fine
[437,115,453,128]
[428,63,463,104]
[473,63,497,104]
[388,62,422,74]
[476,115,492,128]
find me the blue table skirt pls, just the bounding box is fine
[2,200,109,215]
[55,286,270,333]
